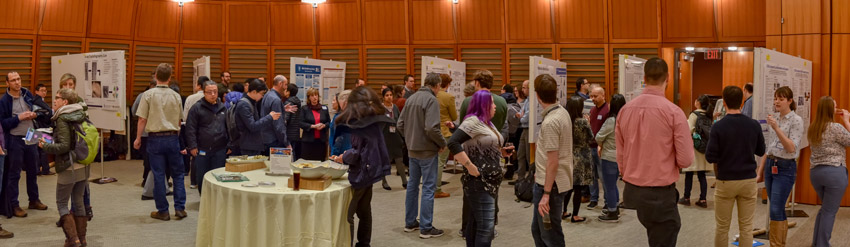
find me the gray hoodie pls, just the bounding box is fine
[398,87,446,158]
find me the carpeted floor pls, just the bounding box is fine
[0,160,848,246]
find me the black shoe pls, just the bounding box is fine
[598,211,620,223]
[586,201,598,209]
[167,191,173,196]
[86,206,93,221]
[141,195,154,201]
[570,216,586,223]
[382,182,392,191]
[419,227,444,239]
[441,181,449,186]
[402,183,407,189]
[404,221,420,233]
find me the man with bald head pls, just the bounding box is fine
[586,84,609,210]
[261,75,292,153]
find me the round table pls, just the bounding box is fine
[195,168,352,247]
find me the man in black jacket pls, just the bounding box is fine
[32,84,54,176]
[234,79,280,155]
[283,83,302,160]
[185,80,229,193]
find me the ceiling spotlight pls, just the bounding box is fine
[453,0,459,3]
[172,0,194,7]
[685,47,695,51]
[302,0,327,8]
[728,46,738,51]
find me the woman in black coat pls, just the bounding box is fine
[379,88,406,190]
[299,88,331,161]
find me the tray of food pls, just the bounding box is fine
[226,155,269,164]
[291,159,349,179]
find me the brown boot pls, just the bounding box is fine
[28,200,48,210]
[0,224,13,239]
[61,214,80,247]
[74,216,88,247]
[769,220,787,247]
[12,207,27,217]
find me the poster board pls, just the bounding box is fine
[528,56,567,143]
[421,56,466,111]
[618,55,647,102]
[192,56,210,91]
[51,51,127,131]
[289,58,346,106]
[752,48,813,148]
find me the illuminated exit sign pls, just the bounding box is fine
[705,49,722,60]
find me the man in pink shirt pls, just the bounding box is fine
[615,58,694,247]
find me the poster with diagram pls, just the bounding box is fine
[192,56,210,91]
[752,48,813,148]
[51,51,126,131]
[290,58,346,105]
[421,56,466,112]
[618,55,647,102]
[528,56,567,143]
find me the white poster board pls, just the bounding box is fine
[289,58,346,106]
[752,48,813,148]
[192,56,210,91]
[528,56,567,143]
[421,56,466,111]
[51,51,126,131]
[618,55,647,102]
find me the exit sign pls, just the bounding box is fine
[705,49,722,60]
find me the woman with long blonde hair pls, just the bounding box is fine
[806,96,850,247]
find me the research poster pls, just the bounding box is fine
[752,48,813,148]
[528,56,567,143]
[618,55,647,102]
[51,51,126,131]
[290,58,346,105]
[192,56,210,90]
[421,56,466,111]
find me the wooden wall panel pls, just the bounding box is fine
[36,37,84,101]
[507,45,554,86]
[88,0,136,40]
[555,0,606,43]
[765,0,781,36]
[270,2,315,45]
[362,0,408,44]
[457,0,505,44]
[227,46,270,85]
[133,43,178,98]
[318,46,362,88]
[0,0,40,34]
[272,47,316,79]
[409,0,454,44]
[717,0,766,41]
[40,0,89,37]
[608,0,661,43]
[835,0,850,34]
[365,46,409,90]
[182,2,225,44]
[411,45,456,86]
[558,44,607,96]
[0,35,36,91]
[830,34,850,206]
[721,51,754,90]
[179,45,224,97]
[135,0,181,43]
[662,0,716,42]
[609,44,660,96]
[782,0,821,35]
[459,45,506,89]
[317,0,362,45]
[86,39,133,100]
[227,2,270,45]
[505,0,552,43]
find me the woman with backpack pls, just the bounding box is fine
[679,94,712,208]
[39,88,90,247]
[329,86,395,247]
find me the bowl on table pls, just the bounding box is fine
[290,159,329,179]
[324,161,349,179]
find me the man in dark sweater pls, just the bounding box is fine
[704,85,765,247]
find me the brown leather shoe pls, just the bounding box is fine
[150,211,170,221]
[175,210,187,220]
[435,192,450,198]
[0,225,13,239]
[28,200,48,210]
[13,207,27,217]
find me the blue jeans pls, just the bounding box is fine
[531,183,565,247]
[465,190,495,247]
[810,165,848,247]
[6,137,39,207]
[147,135,186,213]
[588,151,601,202]
[405,155,438,232]
[600,159,620,211]
[0,154,5,195]
[194,148,227,194]
[764,158,796,221]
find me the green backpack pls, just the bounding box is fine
[71,119,100,165]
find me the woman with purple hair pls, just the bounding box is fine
[447,90,514,246]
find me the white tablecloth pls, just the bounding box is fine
[195,168,352,247]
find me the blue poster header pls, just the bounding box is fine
[295,64,321,74]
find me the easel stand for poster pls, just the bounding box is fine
[786,184,808,217]
[92,129,117,184]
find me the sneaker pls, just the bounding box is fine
[678,198,691,206]
[404,221,420,233]
[457,229,464,237]
[189,185,198,189]
[598,211,620,223]
[586,201,598,209]
[419,227,444,239]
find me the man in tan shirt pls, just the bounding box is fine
[133,63,186,221]
[435,73,457,198]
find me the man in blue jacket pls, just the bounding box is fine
[0,71,49,218]
[235,79,280,155]
[260,75,291,153]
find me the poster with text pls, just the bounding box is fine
[421,56,466,112]
[752,48,813,148]
[192,56,210,91]
[289,58,347,105]
[52,51,126,131]
[528,57,567,143]
[618,55,647,102]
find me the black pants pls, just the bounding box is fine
[683,171,707,201]
[624,183,681,247]
[348,185,373,247]
[563,185,588,217]
[503,129,523,179]
[301,141,327,161]
[289,141,302,161]
[37,148,50,174]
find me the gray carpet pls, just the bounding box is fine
[0,160,847,246]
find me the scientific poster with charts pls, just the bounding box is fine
[192,56,210,90]
[51,51,126,131]
[618,55,647,102]
[290,58,346,105]
[528,56,567,143]
[421,56,466,112]
[752,48,813,148]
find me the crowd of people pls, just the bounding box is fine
[0,56,846,247]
